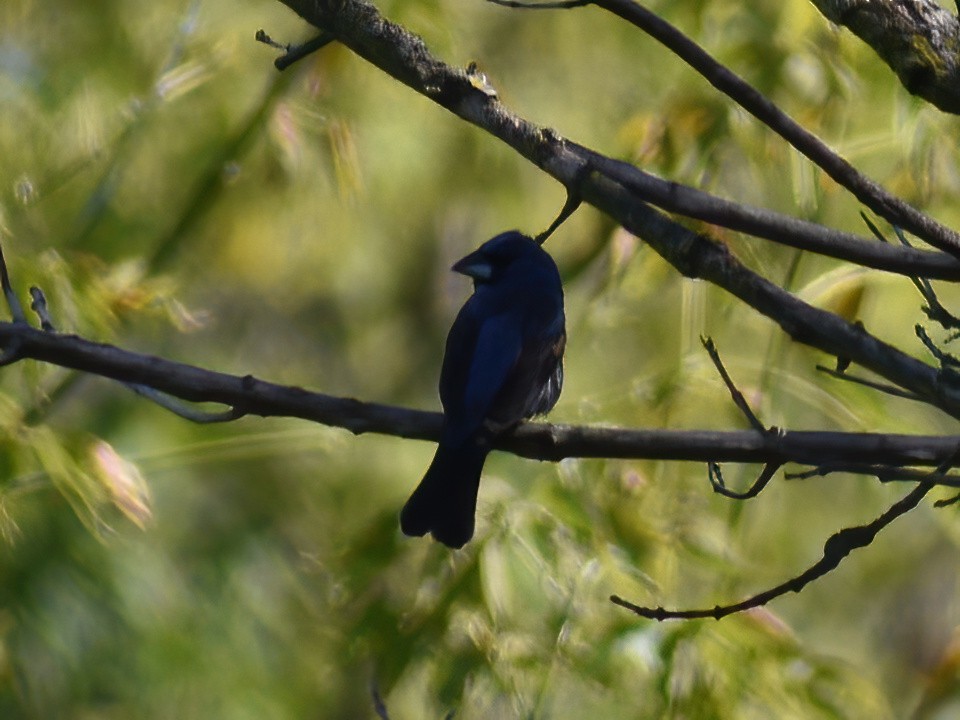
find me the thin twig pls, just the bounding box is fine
[0,339,23,367]
[126,384,246,424]
[256,29,336,70]
[701,336,765,432]
[787,463,960,488]
[708,461,781,499]
[859,212,958,329]
[916,325,960,371]
[612,448,957,620]
[488,0,587,7]
[0,245,26,324]
[815,365,924,401]
[28,287,55,332]
[536,167,587,243]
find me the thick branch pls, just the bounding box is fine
[2,321,959,468]
[811,0,960,114]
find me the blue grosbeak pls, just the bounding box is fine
[400,231,566,548]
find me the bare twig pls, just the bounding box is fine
[611,449,956,620]
[371,680,391,720]
[701,337,781,499]
[126,384,246,424]
[0,245,26,324]
[815,365,924,401]
[917,325,960,371]
[255,29,336,70]
[787,463,960,488]
[708,460,781,500]
[28,287,55,332]
[0,338,23,367]
[488,0,587,7]
[536,170,586,244]
[701,336,764,432]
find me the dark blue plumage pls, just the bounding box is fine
[400,231,566,548]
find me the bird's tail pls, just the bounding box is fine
[400,439,489,549]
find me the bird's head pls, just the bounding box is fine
[452,231,543,286]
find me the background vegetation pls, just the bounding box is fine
[1,0,959,717]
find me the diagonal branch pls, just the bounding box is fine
[581,158,960,281]
[588,0,960,256]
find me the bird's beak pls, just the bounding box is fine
[452,250,493,281]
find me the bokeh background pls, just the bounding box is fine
[2,0,960,717]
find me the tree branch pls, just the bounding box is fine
[810,0,960,114]
[488,0,960,257]
[612,451,947,620]
[581,158,960,280]
[2,320,960,472]
[269,0,960,420]
[0,245,26,325]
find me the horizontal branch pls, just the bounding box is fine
[270,0,960,418]
[1,320,958,469]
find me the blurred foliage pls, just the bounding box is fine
[1,0,960,717]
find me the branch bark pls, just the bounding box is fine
[2,320,958,470]
[810,0,960,114]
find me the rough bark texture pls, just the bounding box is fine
[811,0,960,113]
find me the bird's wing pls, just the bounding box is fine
[447,309,522,442]
[478,323,562,424]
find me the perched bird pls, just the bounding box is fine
[400,231,566,548]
